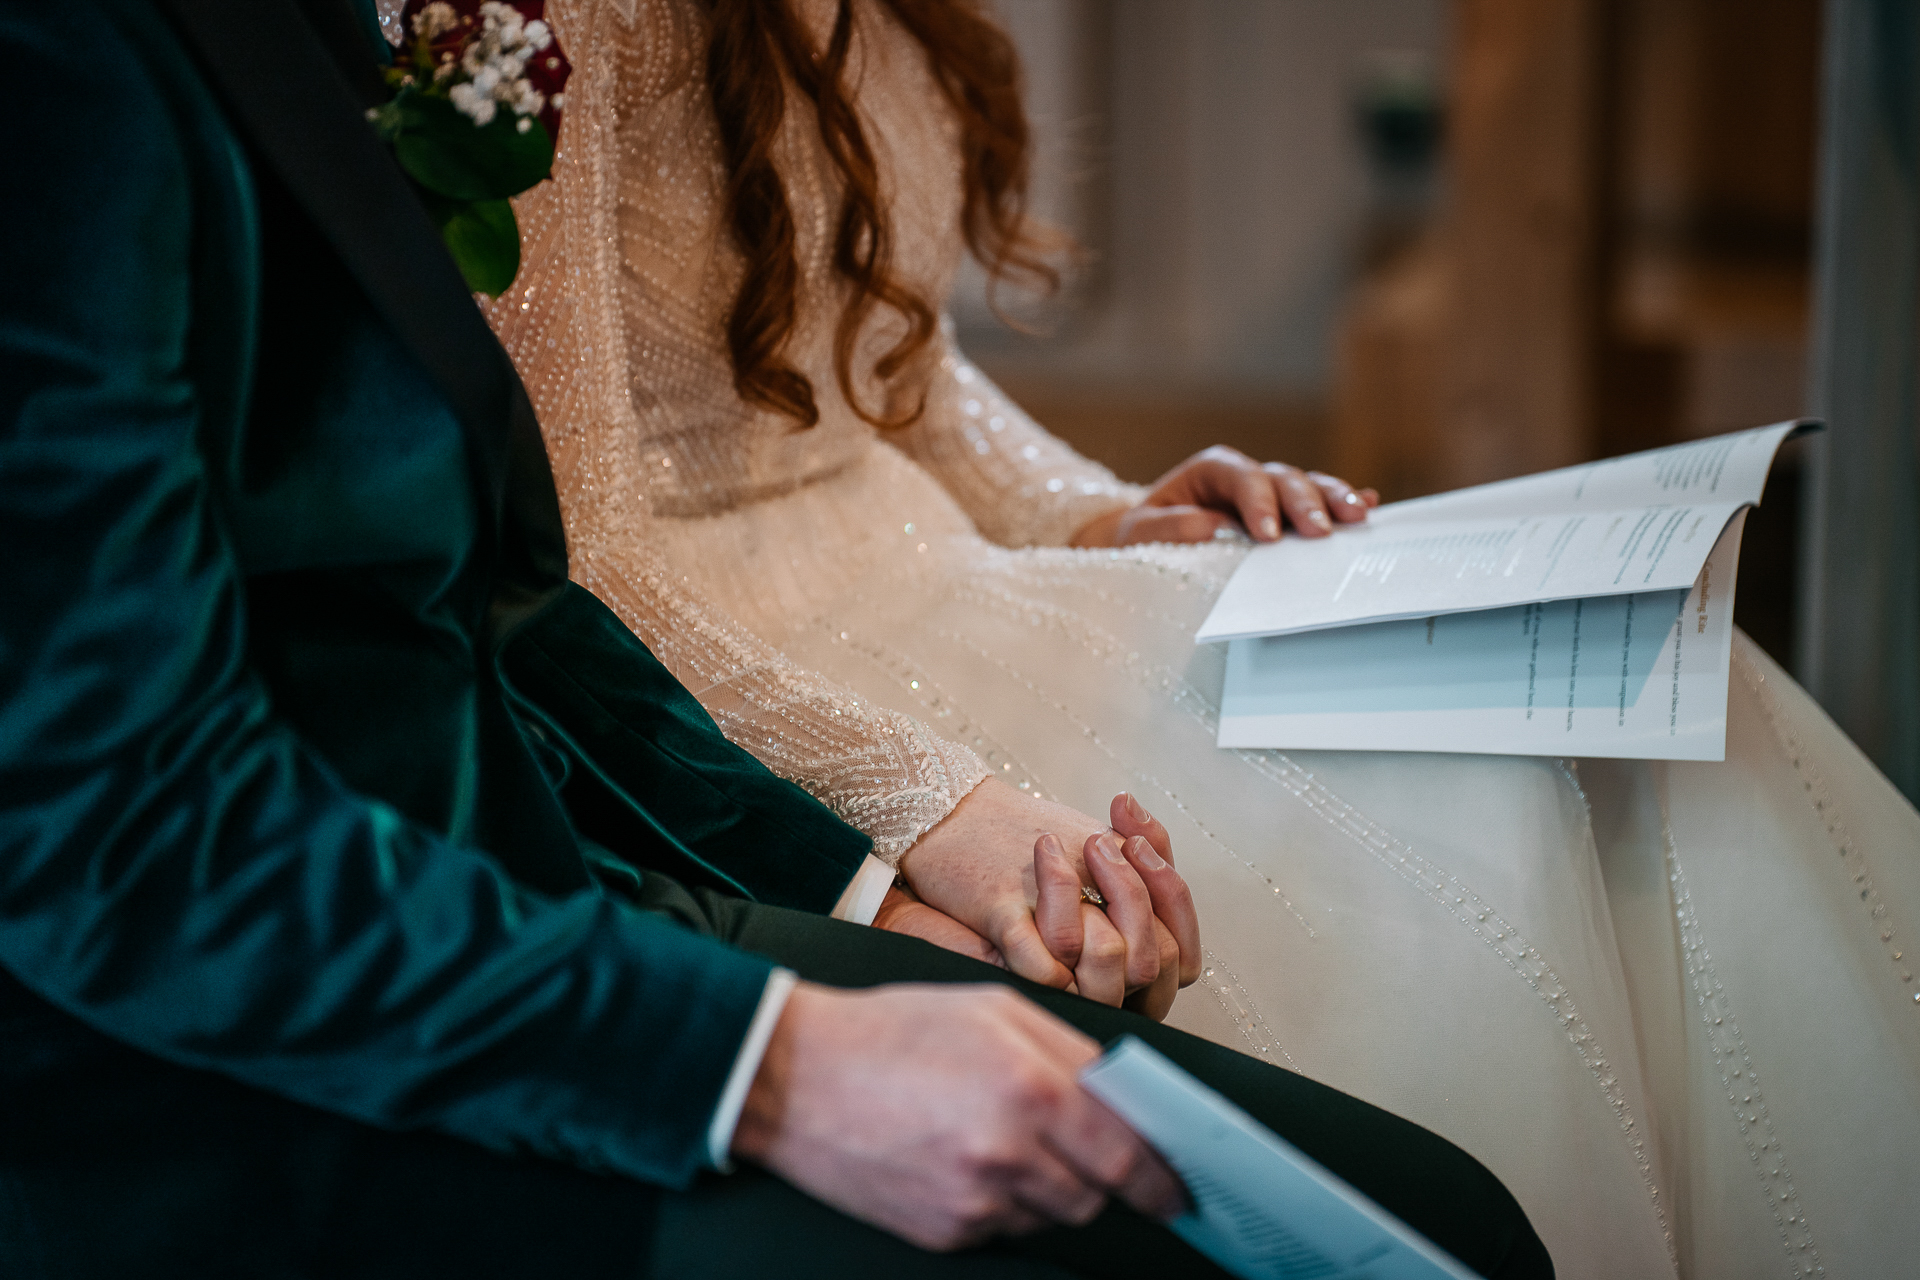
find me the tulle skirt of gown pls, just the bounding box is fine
[656,442,1920,1280]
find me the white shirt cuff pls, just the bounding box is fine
[829,854,896,926]
[705,967,798,1172]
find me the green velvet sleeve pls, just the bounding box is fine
[499,583,877,913]
[0,0,769,1191]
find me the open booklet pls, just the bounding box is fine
[1202,421,1817,761]
[1081,1037,1479,1280]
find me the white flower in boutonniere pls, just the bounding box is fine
[365,1,571,297]
[447,3,551,130]
[412,2,462,40]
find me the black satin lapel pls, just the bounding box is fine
[289,0,392,107]
[156,0,509,525]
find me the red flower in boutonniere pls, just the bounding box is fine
[367,1,573,296]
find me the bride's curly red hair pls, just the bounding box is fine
[704,0,1058,429]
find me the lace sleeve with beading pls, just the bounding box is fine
[488,0,989,862]
[886,321,1146,549]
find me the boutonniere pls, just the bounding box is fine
[366,1,572,296]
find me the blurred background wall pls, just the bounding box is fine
[953,0,1451,485]
[959,0,1823,681]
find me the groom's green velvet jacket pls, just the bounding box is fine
[0,0,870,1187]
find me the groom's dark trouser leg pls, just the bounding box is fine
[650,883,1553,1280]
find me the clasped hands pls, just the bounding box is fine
[881,780,1198,1020]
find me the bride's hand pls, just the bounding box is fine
[894,779,1200,1019]
[1031,831,1193,1021]
[1070,445,1378,548]
[1040,794,1200,1020]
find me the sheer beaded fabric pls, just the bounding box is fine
[490,0,1141,862]
[491,2,1920,1277]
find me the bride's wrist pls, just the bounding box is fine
[1069,508,1125,547]
[894,775,996,893]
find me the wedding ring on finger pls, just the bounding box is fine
[1080,884,1107,908]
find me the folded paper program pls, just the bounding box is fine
[1206,420,1817,760]
[1197,419,1816,643]
[1082,1038,1478,1280]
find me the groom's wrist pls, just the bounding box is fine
[728,979,823,1166]
[705,968,798,1171]
[829,854,895,926]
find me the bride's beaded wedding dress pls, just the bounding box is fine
[488,1,1920,1274]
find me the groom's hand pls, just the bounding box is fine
[731,982,1185,1251]
[872,882,1004,967]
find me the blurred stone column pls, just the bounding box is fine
[1330,0,1609,498]
[1438,0,1609,489]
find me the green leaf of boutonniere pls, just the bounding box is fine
[390,90,554,202]
[367,3,571,299]
[420,193,521,297]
